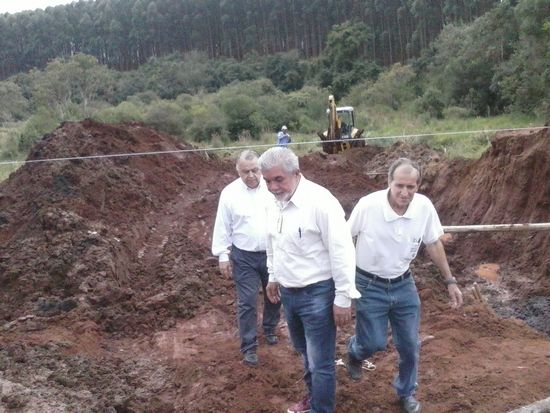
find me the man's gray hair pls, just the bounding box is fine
[259,147,299,174]
[236,149,259,170]
[388,158,422,184]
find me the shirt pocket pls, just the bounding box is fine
[288,223,320,254]
[405,236,422,260]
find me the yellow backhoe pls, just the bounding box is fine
[317,95,365,154]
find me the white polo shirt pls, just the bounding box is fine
[266,176,360,308]
[348,189,444,279]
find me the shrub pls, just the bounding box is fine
[365,64,416,110]
[94,101,145,124]
[186,103,226,142]
[416,88,445,119]
[443,106,472,119]
[145,100,185,136]
[220,94,261,140]
[18,108,60,152]
[0,128,21,160]
[0,81,29,122]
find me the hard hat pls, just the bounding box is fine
[282,125,288,130]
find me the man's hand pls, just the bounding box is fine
[333,305,351,328]
[266,282,281,304]
[218,261,232,279]
[448,284,463,309]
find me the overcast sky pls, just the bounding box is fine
[0,1,78,15]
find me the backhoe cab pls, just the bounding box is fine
[317,95,365,154]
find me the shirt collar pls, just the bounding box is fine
[277,174,307,209]
[286,174,306,209]
[239,178,262,192]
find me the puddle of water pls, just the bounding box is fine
[475,263,500,283]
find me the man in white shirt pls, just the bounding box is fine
[259,146,359,413]
[212,150,281,366]
[346,158,463,413]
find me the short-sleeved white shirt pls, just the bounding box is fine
[348,189,444,278]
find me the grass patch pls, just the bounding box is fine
[0,163,21,182]
[0,126,24,182]
[354,107,544,158]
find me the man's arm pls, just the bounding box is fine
[212,191,233,279]
[318,196,360,327]
[265,205,280,303]
[425,239,463,308]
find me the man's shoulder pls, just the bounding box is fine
[221,178,242,195]
[359,189,386,204]
[407,193,439,220]
[300,178,342,209]
[411,192,434,207]
[302,177,334,197]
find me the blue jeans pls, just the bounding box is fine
[348,271,421,397]
[280,279,336,413]
[231,246,281,353]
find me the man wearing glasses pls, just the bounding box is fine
[259,146,359,413]
[212,150,281,366]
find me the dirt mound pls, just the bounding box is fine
[0,119,223,333]
[0,121,549,412]
[429,127,550,274]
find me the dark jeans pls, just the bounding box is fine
[348,270,421,397]
[280,279,336,413]
[231,245,281,353]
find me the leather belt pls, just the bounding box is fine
[356,267,411,284]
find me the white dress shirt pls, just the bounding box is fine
[266,175,360,308]
[348,189,444,278]
[212,178,270,262]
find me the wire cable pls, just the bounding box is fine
[0,126,547,166]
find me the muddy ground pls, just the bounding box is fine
[0,119,549,413]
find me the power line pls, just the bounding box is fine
[0,126,547,166]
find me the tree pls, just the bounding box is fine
[316,21,378,98]
[425,2,518,115]
[32,54,115,119]
[494,0,550,114]
[263,50,306,92]
[365,63,416,110]
[0,81,29,122]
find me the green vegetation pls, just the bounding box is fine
[0,0,500,80]
[0,0,548,182]
[350,107,540,158]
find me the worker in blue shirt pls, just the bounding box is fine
[276,125,291,147]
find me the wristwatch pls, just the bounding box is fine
[444,276,457,285]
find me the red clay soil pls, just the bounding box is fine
[0,119,549,412]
